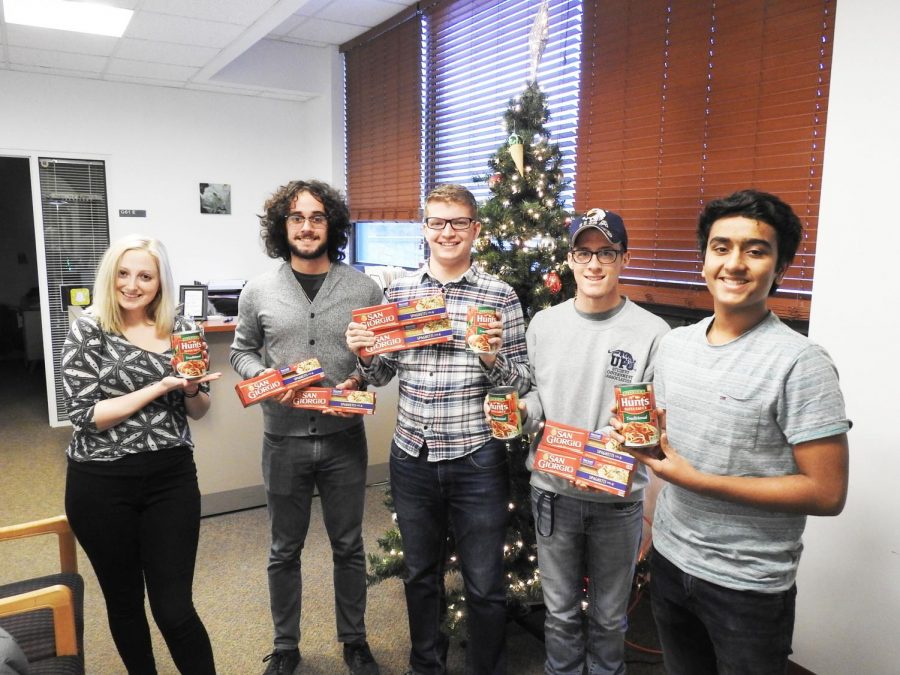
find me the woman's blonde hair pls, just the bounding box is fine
[90,235,175,335]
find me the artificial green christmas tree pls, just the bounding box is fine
[474,80,576,320]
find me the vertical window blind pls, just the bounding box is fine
[343,13,422,222]
[577,0,833,319]
[38,157,110,423]
[424,0,583,206]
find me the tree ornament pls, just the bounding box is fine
[488,172,502,188]
[508,132,525,176]
[544,270,562,294]
[528,0,550,83]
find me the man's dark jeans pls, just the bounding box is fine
[390,439,509,675]
[650,548,796,675]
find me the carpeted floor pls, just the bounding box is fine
[0,358,664,674]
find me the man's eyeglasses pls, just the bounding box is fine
[286,213,328,228]
[569,248,622,265]
[424,217,476,231]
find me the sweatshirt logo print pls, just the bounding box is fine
[606,349,636,383]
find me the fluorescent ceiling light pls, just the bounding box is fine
[3,0,133,38]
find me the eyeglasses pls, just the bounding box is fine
[286,213,328,228]
[424,217,476,231]
[569,248,622,265]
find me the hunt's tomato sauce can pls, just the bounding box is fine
[487,386,521,439]
[615,383,660,451]
[171,330,207,379]
[466,306,497,354]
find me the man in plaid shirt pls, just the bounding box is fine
[347,184,529,675]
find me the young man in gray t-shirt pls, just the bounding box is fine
[618,190,850,674]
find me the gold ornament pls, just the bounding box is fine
[508,132,524,176]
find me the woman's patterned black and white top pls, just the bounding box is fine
[62,312,209,462]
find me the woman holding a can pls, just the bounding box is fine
[61,235,220,674]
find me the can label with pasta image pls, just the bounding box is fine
[487,386,521,439]
[465,305,497,354]
[614,382,662,456]
[171,330,207,379]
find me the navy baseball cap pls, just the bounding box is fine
[570,208,628,251]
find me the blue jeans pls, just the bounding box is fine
[531,487,643,675]
[390,439,510,675]
[262,424,369,649]
[650,548,796,675]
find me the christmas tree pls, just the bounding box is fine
[367,0,576,640]
[473,79,576,320]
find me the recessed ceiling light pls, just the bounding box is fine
[3,0,133,38]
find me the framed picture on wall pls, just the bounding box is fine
[179,285,208,321]
[199,183,231,214]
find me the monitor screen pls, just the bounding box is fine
[353,222,424,270]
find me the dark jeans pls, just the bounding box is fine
[390,439,509,675]
[65,448,215,675]
[650,548,796,675]
[262,424,369,649]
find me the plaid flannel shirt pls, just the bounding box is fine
[359,263,529,461]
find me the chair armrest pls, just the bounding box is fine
[0,585,79,656]
[0,515,78,574]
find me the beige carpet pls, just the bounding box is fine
[0,359,549,674]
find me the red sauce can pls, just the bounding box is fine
[487,386,521,439]
[466,305,497,354]
[171,330,207,379]
[614,382,661,456]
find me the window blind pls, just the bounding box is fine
[577,0,833,320]
[38,157,110,423]
[343,14,422,222]
[424,0,583,206]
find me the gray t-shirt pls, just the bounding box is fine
[523,297,670,502]
[652,312,850,592]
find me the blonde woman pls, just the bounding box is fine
[61,236,219,674]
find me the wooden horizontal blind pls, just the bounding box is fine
[577,0,833,320]
[344,15,422,221]
[424,0,583,206]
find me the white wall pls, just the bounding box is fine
[0,54,342,422]
[0,63,341,290]
[797,1,900,672]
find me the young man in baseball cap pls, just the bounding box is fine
[519,208,669,673]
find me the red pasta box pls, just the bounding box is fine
[361,317,453,355]
[235,358,324,407]
[533,421,589,481]
[352,294,446,331]
[576,428,638,497]
[291,388,376,415]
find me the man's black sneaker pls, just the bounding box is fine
[343,640,380,675]
[262,648,301,675]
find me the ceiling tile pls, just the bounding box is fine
[125,12,245,48]
[115,38,218,67]
[139,0,277,26]
[5,25,118,56]
[7,45,107,73]
[286,17,367,45]
[106,57,199,82]
[314,0,404,26]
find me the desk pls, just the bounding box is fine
[192,319,397,516]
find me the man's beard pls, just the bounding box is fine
[290,238,328,260]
